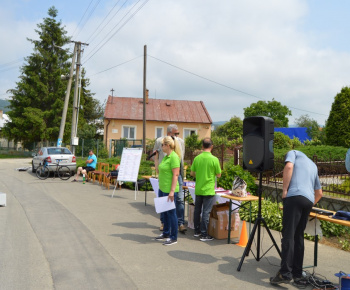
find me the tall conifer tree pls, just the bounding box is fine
[4,7,72,146]
[324,87,350,147]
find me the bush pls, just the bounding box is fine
[274,132,292,150]
[320,220,350,238]
[239,199,283,231]
[217,158,257,194]
[304,138,322,146]
[291,137,302,148]
[273,145,348,161]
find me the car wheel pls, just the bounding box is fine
[32,161,36,173]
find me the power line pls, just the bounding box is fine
[85,0,126,44]
[148,54,328,117]
[88,56,142,77]
[72,0,94,38]
[83,0,150,64]
[74,0,103,40]
[84,0,143,61]
[0,58,24,68]
[0,58,24,73]
[0,66,21,73]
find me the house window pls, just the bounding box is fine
[184,128,197,139]
[155,127,163,138]
[122,126,136,139]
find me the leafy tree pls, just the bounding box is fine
[3,7,71,146]
[324,87,350,147]
[79,68,103,124]
[212,116,243,141]
[243,99,291,127]
[185,134,201,152]
[295,114,324,141]
[76,68,104,139]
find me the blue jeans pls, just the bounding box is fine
[176,175,184,226]
[160,175,184,226]
[194,195,215,236]
[158,189,178,241]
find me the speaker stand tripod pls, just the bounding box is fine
[237,171,282,271]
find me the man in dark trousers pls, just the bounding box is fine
[191,138,221,241]
[270,150,323,286]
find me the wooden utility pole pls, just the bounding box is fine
[57,41,88,150]
[143,45,147,154]
[71,41,88,154]
[57,43,77,147]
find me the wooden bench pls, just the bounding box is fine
[307,207,350,268]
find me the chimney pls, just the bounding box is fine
[146,89,149,104]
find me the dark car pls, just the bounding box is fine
[32,147,76,174]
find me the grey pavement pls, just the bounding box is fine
[0,158,349,290]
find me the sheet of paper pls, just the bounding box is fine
[154,196,176,214]
[149,178,159,197]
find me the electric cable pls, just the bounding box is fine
[148,54,329,118]
[74,0,103,40]
[0,58,24,68]
[85,0,126,44]
[83,0,150,64]
[87,55,142,77]
[83,0,146,62]
[72,0,94,38]
[0,58,24,73]
[84,0,142,61]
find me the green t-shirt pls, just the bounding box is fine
[191,151,221,196]
[158,151,180,193]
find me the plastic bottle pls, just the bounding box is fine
[83,174,85,184]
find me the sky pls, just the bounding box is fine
[1,0,350,126]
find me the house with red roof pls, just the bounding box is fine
[104,94,212,146]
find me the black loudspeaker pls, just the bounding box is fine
[243,116,274,172]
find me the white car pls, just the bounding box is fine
[32,147,76,174]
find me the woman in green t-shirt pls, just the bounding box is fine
[155,136,181,246]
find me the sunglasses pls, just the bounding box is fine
[174,133,179,136]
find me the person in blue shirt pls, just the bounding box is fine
[270,150,323,286]
[72,149,97,182]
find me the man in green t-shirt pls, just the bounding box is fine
[191,138,221,241]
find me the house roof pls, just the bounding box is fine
[104,96,212,124]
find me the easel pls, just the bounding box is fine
[237,172,282,271]
[111,148,142,200]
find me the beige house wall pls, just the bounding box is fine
[104,119,211,145]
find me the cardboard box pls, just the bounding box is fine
[208,203,240,240]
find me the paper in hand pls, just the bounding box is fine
[154,196,176,213]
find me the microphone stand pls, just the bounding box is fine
[237,171,282,271]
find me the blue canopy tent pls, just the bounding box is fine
[274,127,311,143]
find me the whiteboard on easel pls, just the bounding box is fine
[117,148,143,183]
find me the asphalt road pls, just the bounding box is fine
[0,158,349,290]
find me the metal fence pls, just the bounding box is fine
[0,139,106,159]
[109,139,145,157]
[264,156,350,199]
[184,145,350,200]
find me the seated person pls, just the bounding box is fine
[107,164,120,178]
[72,149,97,182]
